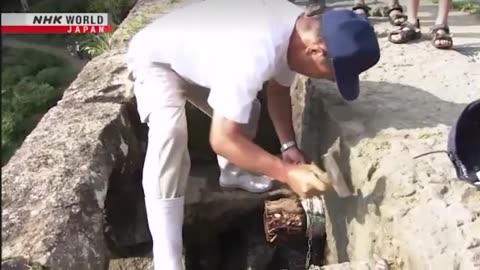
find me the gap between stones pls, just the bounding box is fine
[103,85,339,269]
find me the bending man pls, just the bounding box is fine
[126,1,380,269]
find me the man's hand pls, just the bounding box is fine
[210,112,288,182]
[285,163,331,198]
[282,146,306,164]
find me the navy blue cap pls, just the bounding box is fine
[321,10,380,100]
[447,99,480,186]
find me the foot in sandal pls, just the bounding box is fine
[352,3,371,22]
[431,24,453,49]
[388,19,421,44]
[384,4,408,26]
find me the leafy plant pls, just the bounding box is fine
[434,0,480,14]
[1,47,75,165]
[452,0,480,14]
[87,0,132,25]
[80,33,114,58]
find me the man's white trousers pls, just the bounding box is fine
[130,62,262,270]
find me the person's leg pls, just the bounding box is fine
[430,0,453,49]
[386,0,408,26]
[184,85,272,193]
[436,0,451,25]
[388,0,421,44]
[132,63,190,270]
[352,0,370,20]
[353,0,365,9]
[406,0,420,25]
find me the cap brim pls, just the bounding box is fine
[333,66,360,101]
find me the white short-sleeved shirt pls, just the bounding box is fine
[127,0,302,123]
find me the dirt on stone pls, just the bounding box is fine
[299,0,480,269]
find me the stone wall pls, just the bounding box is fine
[292,76,480,269]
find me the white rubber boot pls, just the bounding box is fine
[217,156,272,193]
[145,197,184,270]
[219,170,273,193]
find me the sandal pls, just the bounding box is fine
[430,24,453,49]
[384,4,408,26]
[388,19,422,44]
[352,3,371,21]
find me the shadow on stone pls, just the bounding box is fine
[453,42,480,59]
[298,78,470,263]
[103,100,152,258]
[311,79,469,146]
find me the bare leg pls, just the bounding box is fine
[388,0,400,7]
[354,0,366,6]
[432,0,453,48]
[436,0,451,25]
[406,0,421,25]
[388,0,421,43]
[353,0,369,18]
[387,0,407,25]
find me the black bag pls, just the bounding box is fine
[415,99,480,186]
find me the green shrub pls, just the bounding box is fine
[1,47,75,165]
[81,33,114,58]
[1,79,60,165]
[36,67,74,87]
[87,0,131,25]
[1,112,22,163]
[1,65,29,86]
[2,47,65,75]
[30,0,88,13]
[12,77,59,111]
[452,0,480,14]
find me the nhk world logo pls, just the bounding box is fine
[1,13,111,34]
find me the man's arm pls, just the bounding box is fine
[266,79,296,144]
[209,114,289,183]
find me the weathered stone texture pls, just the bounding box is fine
[293,74,480,269]
[1,49,141,268]
[1,1,295,269]
[4,0,480,269]
[1,1,179,268]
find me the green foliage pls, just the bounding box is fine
[1,0,135,164]
[36,67,74,87]
[80,33,114,58]
[434,0,480,14]
[1,47,75,165]
[30,0,88,13]
[452,0,480,14]
[87,0,132,25]
[2,47,64,75]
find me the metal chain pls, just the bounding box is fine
[305,198,313,270]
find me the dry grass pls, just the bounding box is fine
[112,1,179,46]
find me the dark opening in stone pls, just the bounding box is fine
[104,89,327,269]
